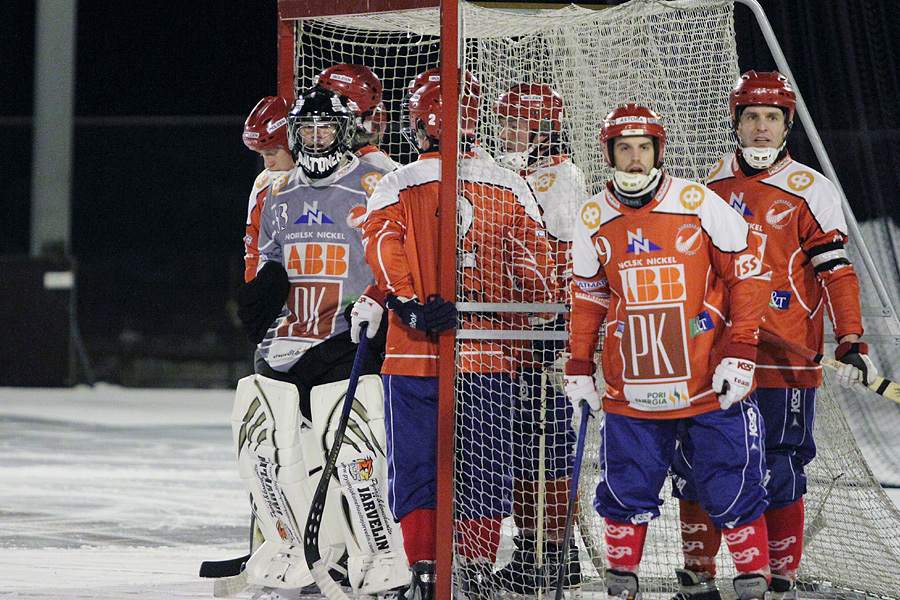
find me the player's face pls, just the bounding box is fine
[260,148,295,172]
[612,135,655,174]
[298,122,339,150]
[498,116,532,153]
[737,106,788,149]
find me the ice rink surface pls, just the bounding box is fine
[2,384,899,599]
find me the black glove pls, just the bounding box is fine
[531,314,566,367]
[236,261,290,344]
[385,293,457,333]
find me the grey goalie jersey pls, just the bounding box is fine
[257,154,388,371]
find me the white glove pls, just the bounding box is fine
[712,357,755,410]
[564,374,601,432]
[835,341,878,393]
[349,295,384,343]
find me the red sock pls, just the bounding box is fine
[513,479,538,532]
[456,516,502,563]
[543,477,573,543]
[678,500,721,578]
[400,509,436,565]
[722,514,770,576]
[605,518,647,572]
[765,499,804,579]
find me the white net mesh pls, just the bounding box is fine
[288,1,900,598]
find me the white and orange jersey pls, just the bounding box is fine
[256,155,388,371]
[244,168,289,282]
[522,154,588,299]
[356,145,400,172]
[569,173,769,419]
[364,151,557,377]
[707,152,863,388]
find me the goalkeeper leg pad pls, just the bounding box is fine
[232,374,343,589]
[310,375,409,594]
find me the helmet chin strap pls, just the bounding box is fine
[613,168,661,196]
[498,151,529,171]
[741,142,786,169]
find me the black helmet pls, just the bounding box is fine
[287,85,355,179]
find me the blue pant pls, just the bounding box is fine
[513,369,575,481]
[672,387,815,511]
[600,397,768,529]
[382,373,514,522]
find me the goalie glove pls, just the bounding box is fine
[236,261,290,345]
[385,293,457,333]
[349,295,384,343]
[835,341,878,393]
[712,357,755,410]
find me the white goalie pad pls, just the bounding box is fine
[231,374,407,594]
[232,374,339,590]
[310,375,409,595]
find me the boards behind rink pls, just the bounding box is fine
[269,0,900,598]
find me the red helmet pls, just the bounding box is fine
[242,96,291,152]
[406,68,442,97]
[407,74,480,143]
[729,70,796,125]
[599,104,666,168]
[494,83,564,133]
[315,64,383,117]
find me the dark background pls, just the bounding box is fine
[1,0,898,387]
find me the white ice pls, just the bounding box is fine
[2,384,899,599]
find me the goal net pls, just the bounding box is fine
[283,0,900,597]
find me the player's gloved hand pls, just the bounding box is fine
[349,295,384,343]
[236,261,290,345]
[385,293,457,333]
[835,341,878,393]
[712,357,755,410]
[564,373,601,430]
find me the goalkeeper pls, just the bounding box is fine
[230,84,409,595]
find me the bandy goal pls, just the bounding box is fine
[274,0,900,598]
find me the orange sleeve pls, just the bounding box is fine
[567,280,608,371]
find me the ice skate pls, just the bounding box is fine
[670,568,721,600]
[606,569,641,600]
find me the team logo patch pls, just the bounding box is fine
[626,228,662,255]
[679,185,705,210]
[346,205,367,228]
[276,519,289,540]
[286,242,349,276]
[350,457,374,481]
[534,172,556,193]
[787,170,815,192]
[675,224,703,255]
[765,199,796,229]
[593,235,612,266]
[295,201,335,225]
[689,310,714,337]
[361,172,383,194]
[707,158,725,179]
[769,289,791,310]
[734,253,762,279]
[581,201,601,228]
[729,191,754,216]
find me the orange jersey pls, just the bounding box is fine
[244,169,289,282]
[707,152,863,388]
[364,151,556,376]
[569,174,769,419]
